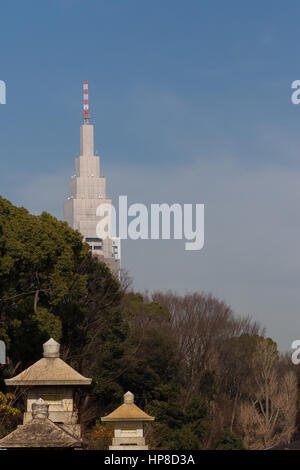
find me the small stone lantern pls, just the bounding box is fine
[101,391,155,450]
[0,398,81,449]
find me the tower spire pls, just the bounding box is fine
[83,79,90,124]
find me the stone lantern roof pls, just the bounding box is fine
[0,399,81,449]
[101,392,154,422]
[5,338,92,386]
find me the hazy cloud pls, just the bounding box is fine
[3,154,299,351]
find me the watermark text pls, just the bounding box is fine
[96,196,204,251]
[0,80,6,104]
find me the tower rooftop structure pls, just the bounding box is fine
[64,80,120,276]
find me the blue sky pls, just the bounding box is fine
[1,1,300,349]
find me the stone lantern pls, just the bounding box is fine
[0,398,81,449]
[101,391,155,450]
[5,338,92,438]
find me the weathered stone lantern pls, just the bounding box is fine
[5,338,92,438]
[101,391,155,450]
[0,398,81,449]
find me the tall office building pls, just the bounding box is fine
[64,80,120,276]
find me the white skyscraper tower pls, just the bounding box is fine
[64,80,120,275]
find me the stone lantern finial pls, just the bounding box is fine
[43,338,60,358]
[124,391,134,404]
[32,398,49,420]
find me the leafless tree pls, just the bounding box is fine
[238,340,297,449]
[151,291,263,404]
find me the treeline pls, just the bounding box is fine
[0,196,298,450]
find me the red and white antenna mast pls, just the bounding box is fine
[83,79,90,124]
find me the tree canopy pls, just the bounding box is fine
[0,196,298,450]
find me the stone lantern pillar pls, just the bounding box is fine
[32,398,49,420]
[101,391,155,450]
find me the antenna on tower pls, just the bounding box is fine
[83,79,90,124]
